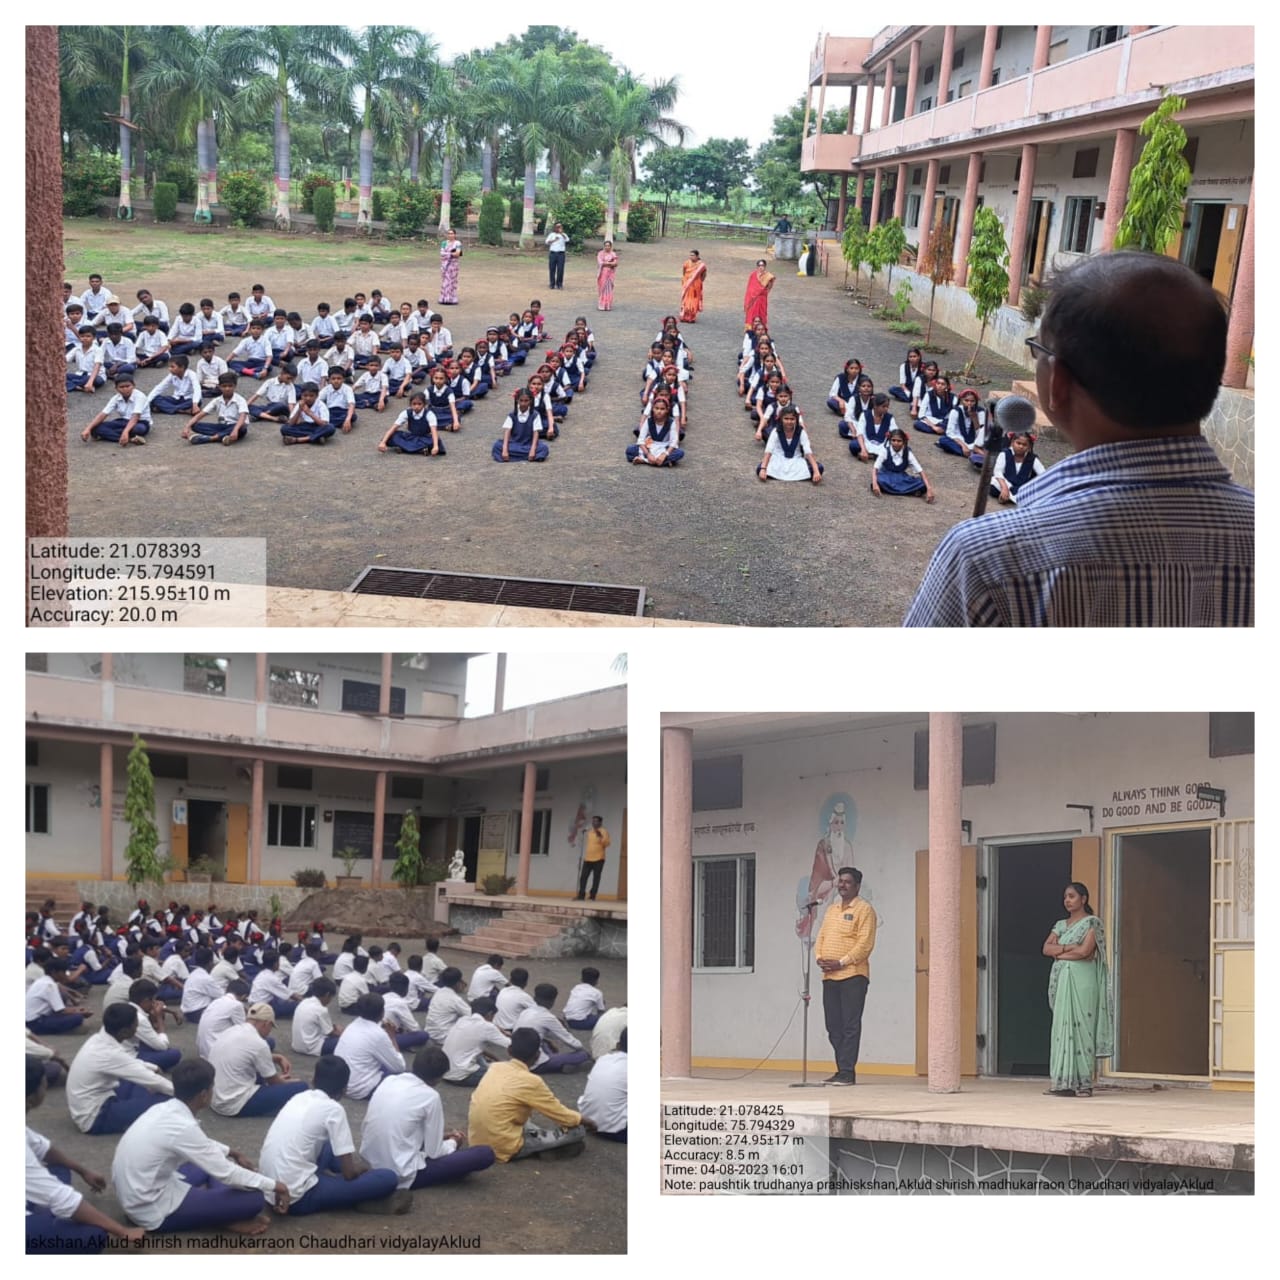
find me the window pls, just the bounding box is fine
[1087,26,1124,50]
[953,46,966,68]
[911,167,923,186]
[980,161,987,182]
[693,755,743,812]
[906,194,922,228]
[1072,148,1099,180]
[1184,136,1199,173]
[268,802,317,849]
[149,753,188,780]
[1014,157,1021,181]
[958,80,973,99]
[331,810,402,861]
[914,722,998,790]
[27,783,50,834]
[277,765,313,791]
[1061,197,1096,254]
[26,739,38,766]
[391,774,424,800]
[990,66,1002,85]
[270,666,321,708]
[536,767,551,792]
[995,26,1003,49]
[923,64,935,85]
[920,96,933,112]
[340,679,407,716]
[513,808,553,856]
[184,655,227,696]
[939,164,952,185]
[946,90,954,103]
[1048,39,1070,65]
[694,855,755,970]
[26,654,48,672]
[1209,713,1254,758]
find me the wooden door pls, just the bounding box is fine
[1031,201,1052,281]
[1212,204,1246,296]
[225,803,248,883]
[1071,836,1100,906]
[1164,201,1189,262]
[616,809,628,900]
[170,801,189,880]
[915,845,978,1076]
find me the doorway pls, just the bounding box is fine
[1180,200,1246,295]
[1113,826,1211,1077]
[992,841,1072,1075]
[461,814,482,881]
[188,800,227,874]
[1022,199,1052,283]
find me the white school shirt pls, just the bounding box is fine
[762,427,816,482]
[197,311,225,340]
[131,299,169,325]
[335,1018,405,1100]
[246,294,276,320]
[25,974,66,1021]
[367,957,392,985]
[404,348,429,374]
[338,971,371,1009]
[181,966,223,1016]
[944,406,988,448]
[102,389,152,424]
[207,393,250,427]
[250,969,292,1005]
[210,957,241,991]
[577,1050,627,1134]
[350,329,380,358]
[111,1098,276,1229]
[135,329,169,360]
[128,1001,171,1052]
[354,369,387,397]
[265,324,296,354]
[425,331,452,359]
[383,952,402,974]
[208,1022,277,1115]
[591,1006,627,1058]
[25,960,46,986]
[288,955,322,997]
[637,415,679,461]
[169,316,201,343]
[332,951,356,980]
[220,303,249,328]
[467,963,509,998]
[94,307,134,334]
[421,952,447,984]
[328,345,354,374]
[27,1129,83,1220]
[100,336,136,363]
[380,318,411,346]
[66,1029,173,1131]
[562,983,606,1023]
[319,381,356,412]
[311,314,336,339]
[291,996,335,1055]
[359,1073,456,1188]
[146,370,201,407]
[197,992,247,1057]
[405,970,435,1004]
[494,985,536,1033]
[260,1088,356,1201]
[383,355,412,384]
[231,334,271,362]
[103,965,135,1009]
[382,991,420,1033]
[255,377,297,408]
[334,310,357,335]
[297,355,329,385]
[291,321,314,346]
[197,354,229,388]
[161,953,190,984]
[442,1013,508,1081]
[140,954,166,985]
[67,342,103,375]
[515,1005,583,1067]
[81,286,111,314]
[994,449,1047,497]
[874,443,925,477]
[423,987,471,1043]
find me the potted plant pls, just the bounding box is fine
[481,873,517,897]
[292,868,328,889]
[335,846,363,889]
[185,855,217,885]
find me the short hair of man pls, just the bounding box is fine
[104,1003,139,1037]
[509,1027,542,1066]
[487,954,503,968]
[26,1057,47,1098]
[313,1054,350,1099]
[509,967,529,988]
[617,1028,628,1053]
[173,1058,215,1102]
[581,967,600,985]
[388,971,409,996]
[412,1043,449,1084]
[309,977,337,1000]
[306,942,323,959]
[192,946,213,968]
[470,996,496,1017]
[227,979,251,998]
[838,866,863,884]
[533,983,558,1007]
[356,992,385,1022]
[1039,251,1227,429]
[129,979,158,1005]
[439,967,463,989]
[122,956,143,979]
[353,954,370,974]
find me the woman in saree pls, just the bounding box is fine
[596,241,619,312]
[1042,882,1114,1097]
[743,259,776,328]
[439,229,463,305]
[679,250,707,324]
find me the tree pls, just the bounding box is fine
[400,33,441,186]
[864,222,900,308]
[1114,93,1192,254]
[964,206,1011,377]
[391,809,424,889]
[878,217,909,297]
[841,219,869,294]
[917,214,956,344]
[683,137,751,203]
[755,96,852,209]
[642,146,694,200]
[124,735,166,889]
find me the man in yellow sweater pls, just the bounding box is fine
[574,816,611,901]
[814,866,877,1085]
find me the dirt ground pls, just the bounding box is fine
[62,221,1064,625]
[29,942,626,1254]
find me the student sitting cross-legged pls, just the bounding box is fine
[495,968,536,1032]
[66,1004,174,1134]
[577,1027,627,1143]
[26,956,93,1035]
[563,968,606,1031]
[291,977,342,1058]
[80,374,151,446]
[207,1003,306,1118]
[423,968,471,1043]
[379,391,443,455]
[126,979,182,1073]
[185,372,249,445]
[245,363,297,423]
[360,1044,497,1190]
[147,355,202,418]
[334,993,406,1101]
[514,984,591,1074]
[441,996,510,1087]
[283,381,337,445]
[383,972,431,1052]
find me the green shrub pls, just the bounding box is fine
[625,199,658,243]
[220,171,268,228]
[477,192,506,246]
[508,195,524,232]
[371,188,386,222]
[301,172,334,214]
[534,207,548,235]
[62,154,117,217]
[481,873,517,896]
[554,189,607,249]
[158,162,197,202]
[292,867,327,888]
[385,182,434,240]
[312,185,336,232]
[152,182,178,223]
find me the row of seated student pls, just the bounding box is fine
[26,912,627,1249]
[626,315,695,467]
[736,319,825,484]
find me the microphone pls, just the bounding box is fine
[972,395,1038,517]
[802,899,824,910]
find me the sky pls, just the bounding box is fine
[464,653,626,717]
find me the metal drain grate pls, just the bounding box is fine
[348,566,646,617]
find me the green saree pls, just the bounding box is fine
[1047,914,1114,1092]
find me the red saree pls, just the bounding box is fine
[743,267,775,328]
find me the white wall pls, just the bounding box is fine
[690,714,1253,1065]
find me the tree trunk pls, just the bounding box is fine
[438,151,453,232]
[481,139,494,193]
[519,161,537,249]
[925,285,936,344]
[117,93,133,219]
[195,118,210,220]
[618,198,631,241]
[206,116,219,206]
[134,132,146,199]
[357,125,374,225]
[273,98,291,228]
[605,175,616,243]
[965,320,987,378]
[549,148,561,187]
[409,127,420,183]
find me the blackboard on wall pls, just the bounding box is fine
[341,680,407,716]
[331,810,412,860]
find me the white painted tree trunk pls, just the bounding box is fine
[409,128,420,183]
[273,100,291,228]
[357,127,374,225]
[481,140,494,193]
[195,119,210,219]
[206,117,219,205]
[519,161,536,249]
[619,199,631,241]
[605,178,616,243]
[550,149,561,187]
[438,152,453,232]
[117,94,132,218]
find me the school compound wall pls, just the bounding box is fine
[689,714,1253,1067]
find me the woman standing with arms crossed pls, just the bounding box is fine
[680,249,707,324]
[596,241,620,311]
[439,229,463,305]
[1042,883,1114,1097]
[743,258,776,329]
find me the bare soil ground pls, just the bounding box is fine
[62,220,1066,625]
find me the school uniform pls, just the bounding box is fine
[168,316,203,356]
[99,336,137,378]
[228,333,272,376]
[493,407,548,462]
[196,353,229,391]
[471,351,497,391]
[421,952,447,985]
[128,1001,182,1072]
[826,371,860,414]
[333,309,358,337]
[353,368,388,409]
[249,969,297,1019]
[195,995,245,1059]
[332,952,357,981]
[26,1128,111,1254]
[220,303,250,336]
[889,362,926,404]
[494,985,536,1032]
[349,330,381,367]
[529,387,558,438]
[405,969,436,1011]
[318,380,357,429]
[577,1049,627,1141]
[334,1018,405,1100]
[379,319,411,350]
[425,382,458,427]
[287,955,322,998]
[937,405,990,457]
[838,394,874,439]
[296,354,330,386]
[403,347,431,385]
[467,963,509,999]
[191,393,249,443]
[147,369,202,415]
[25,974,85,1035]
[914,389,956,435]
[310,314,337,347]
[989,446,1047,502]
[591,1006,627,1058]
[196,311,225,344]
[92,307,134,338]
[81,287,111,318]
[627,413,684,467]
[441,1013,508,1085]
[423,987,471,1043]
[337,971,371,1011]
[369,298,392,323]
[65,342,105,392]
[874,442,928,495]
[247,376,297,421]
[102,965,135,1010]
[513,1005,590,1073]
[264,324,296,365]
[135,328,170,366]
[563,983,606,1030]
[291,996,338,1056]
[180,968,224,1023]
[383,991,429,1051]
[850,411,894,461]
[383,354,413,396]
[760,426,822,481]
[245,295,276,325]
[66,1029,174,1133]
[359,1070,496,1189]
[425,329,453,362]
[282,398,336,444]
[209,1023,306,1117]
[387,405,444,455]
[90,388,152,443]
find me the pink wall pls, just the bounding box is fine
[115,687,256,739]
[265,705,386,753]
[1031,44,1123,115]
[1127,25,1254,91]
[803,132,862,173]
[433,687,626,758]
[812,36,873,84]
[26,673,100,723]
[971,76,1029,130]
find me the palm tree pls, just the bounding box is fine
[401,33,441,185]
[609,72,685,240]
[428,64,482,232]
[231,25,352,229]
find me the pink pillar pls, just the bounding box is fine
[517,761,536,895]
[255,653,267,703]
[978,25,998,90]
[371,770,387,887]
[494,654,508,713]
[869,168,884,229]
[927,712,962,1093]
[250,758,264,886]
[861,76,875,133]
[880,58,895,127]
[938,26,957,103]
[853,170,865,215]
[661,726,694,1078]
[1033,25,1052,71]
[378,652,392,716]
[893,162,908,222]
[836,174,849,232]
[847,88,856,134]
[1007,143,1038,305]
[920,158,940,237]
[1223,182,1255,389]
[953,151,983,285]
[904,39,921,117]
[99,743,114,881]
[1100,128,1137,252]
[801,86,813,143]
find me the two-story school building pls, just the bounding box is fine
[26,652,627,900]
[662,712,1253,1090]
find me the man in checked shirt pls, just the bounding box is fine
[814,868,877,1085]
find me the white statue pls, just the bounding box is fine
[447,849,467,881]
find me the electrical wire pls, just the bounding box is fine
[710,996,804,1080]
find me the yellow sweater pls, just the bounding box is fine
[467,1059,582,1162]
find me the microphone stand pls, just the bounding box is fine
[971,400,1006,518]
[790,901,826,1088]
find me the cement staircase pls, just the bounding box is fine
[25,879,85,933]
[448,908,578,959]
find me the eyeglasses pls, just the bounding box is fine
[1025,337,1054,360]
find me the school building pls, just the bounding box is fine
[25,652,627,907]
[801,25,1254,387]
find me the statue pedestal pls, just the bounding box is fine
[435,880,475,924]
